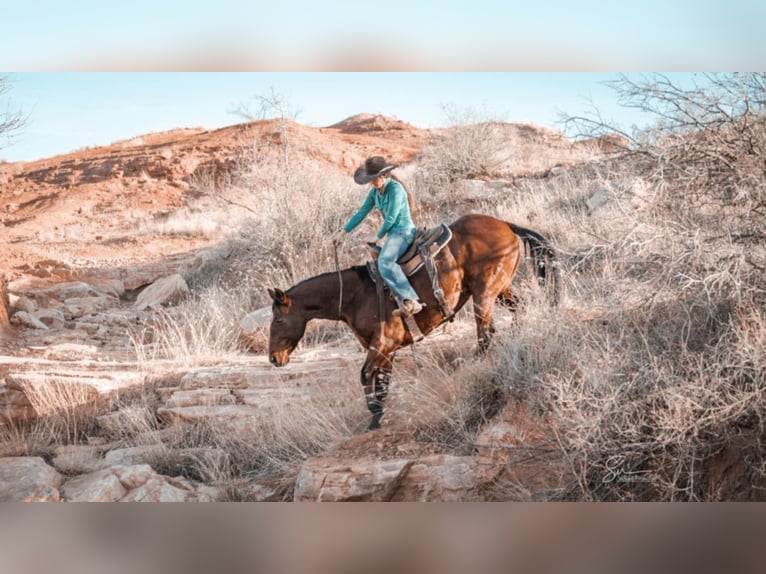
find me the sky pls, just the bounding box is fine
[2,1,764,71]
[1,72,673,163]
[1,1,763,162]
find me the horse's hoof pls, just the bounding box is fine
[366,413,383,431]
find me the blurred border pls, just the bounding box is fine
[2,2,765,71]
[1,503,763,573]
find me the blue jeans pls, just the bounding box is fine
[378,227,419,303]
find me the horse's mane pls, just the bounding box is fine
[287,265,371,294]
[350,265,371,281]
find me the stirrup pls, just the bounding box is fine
[393,300,424,317]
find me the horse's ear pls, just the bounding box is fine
[268,288,290,307]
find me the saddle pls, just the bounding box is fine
[368,224,453,277]
[367,224,455,338]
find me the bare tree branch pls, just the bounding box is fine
[0,75,26,150]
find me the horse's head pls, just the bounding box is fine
[267,287,306,367]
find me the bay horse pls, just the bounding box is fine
[267,213,558,431]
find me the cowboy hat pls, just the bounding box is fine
[353,156,399,185]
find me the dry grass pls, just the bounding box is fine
[0,379,113,458]
[477,141,766,500]
[389,361,506,454]
[137,207,228,239]
[102,372,367,500]
[130,284,253,369]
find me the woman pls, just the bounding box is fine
[333,156,424,317]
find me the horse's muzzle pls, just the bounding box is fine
[269,353,289,367]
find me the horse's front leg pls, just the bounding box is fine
[360,348,395,431]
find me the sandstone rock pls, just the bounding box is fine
[60,463,216,502]
[10,311,49,330]
[120,475,191,502]
[74,311,133,329]
[72,321,106,336]
[157,404,259,425]
[61,469,128,502]
[103,445,163,467]
[0,274,11,334]
[34,307,67,328]
[25,281,101,301]
[294,458,413,502]
[64,295,113,319]
[474,403,551,464]
[96,406,154,436]
[10,294,37,314]
[115,464,156,489]
[40,342,100,361]
[116,464,216,502]
[6,371,141,403]
[3,371,145,427]
[389,455,484,501]
[294,454,496,502]
[179,367,257,390]
[134,273,189,311]
[91,278,125,298]
[3,375,100,421]
[0,385,37,424]
[112,265,182,291]
[237,388,311,408]
[51,444,106,474]
[0,457,63,502]
[164,388,237,408]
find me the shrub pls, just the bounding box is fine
[413,105,510,200]
[482,73,766,500]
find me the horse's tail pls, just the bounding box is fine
[508,222,560,305]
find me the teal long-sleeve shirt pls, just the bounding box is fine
[342,178,415,239]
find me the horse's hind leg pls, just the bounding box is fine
[472,294,497,355]
[497,286,519,312]
[360,350,394,431]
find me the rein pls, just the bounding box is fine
[334,243,343,319]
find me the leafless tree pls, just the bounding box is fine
[0,75,25,150]
[228,86,302,176]
[564,73,766,279]
[229,85,301,124]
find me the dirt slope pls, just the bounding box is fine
[0,114,435,279]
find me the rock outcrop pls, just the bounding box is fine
[0,457,63,502]
[60,464,219,502]
[294,454,500,502]
[134,274,190,311]
[0,274,10,336]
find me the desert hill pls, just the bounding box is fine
[0,115,424,274]
[0,114,595,281]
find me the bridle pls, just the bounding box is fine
[334,242,343,319]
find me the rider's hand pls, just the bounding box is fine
[332,229,346,246]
